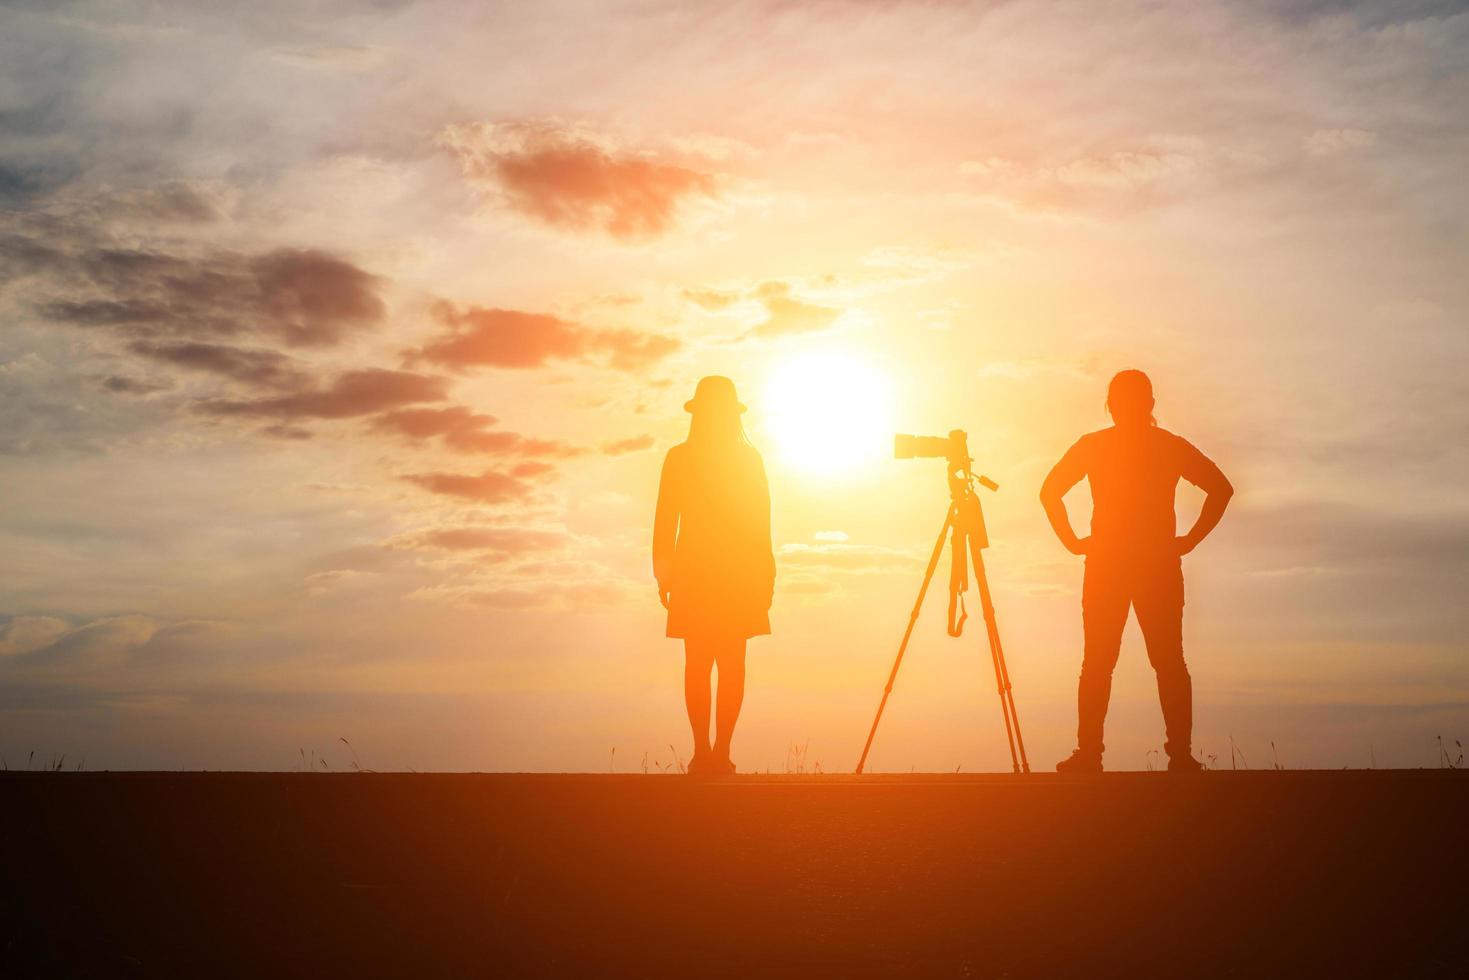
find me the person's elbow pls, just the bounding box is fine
[1212,477,1235,503]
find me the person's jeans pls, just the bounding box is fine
[1078,553,1191,760]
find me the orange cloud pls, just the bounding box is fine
[409,302,679,371]
[777,542,918,572]
[681,287,740,311]
[370,406,582,457]
[401,461,554,502]
[746,282,841,339]
[407,526,570,553]
[680,281,843,340]
[439,121,716,240]
[601,434,655,455]
[198,369,447,420]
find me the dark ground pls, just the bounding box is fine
[2,771,1466,978]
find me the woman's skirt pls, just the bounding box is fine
[666,580,770,640]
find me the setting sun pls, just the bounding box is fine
[759,351,894,477]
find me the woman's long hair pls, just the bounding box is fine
[687,405,753,449]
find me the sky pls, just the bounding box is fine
[2,0,1467,772]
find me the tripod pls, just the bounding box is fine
[855,454,1030,774]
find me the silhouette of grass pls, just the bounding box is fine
[1228,735,1249,770]
[632,748,677,773]
[4,752,84,772]
[339,737,373,772]
[294,740,374,773]
[1437,735,1462,769]
[780,741,825,774]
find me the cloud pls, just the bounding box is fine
[955,139,1264,215]
[370,406,581,457]
[1051,149,1202,192]
[1218,500,1469,645]
[127,340,309,390]
[262,423,313,440]
[976,356,1104,382]
[136,619,240,659]
[1237,501,1469,574]
[303,568,380,598]
[681,286,740,311]
[401,461,554,502]
[94,181,232,225]
[439,120,717,240]
[408,301,679,371]
[409,578,633,610]
[857,245,1000,289]
[0,615,71,657]
[401,526,571,554]
[98,374,171,395]
[13,614,158,665]
[269,43,388,72]
[3,222,386,348]
[248,249,386,345]
[777,542,919,573]
[778,574,840,597]
[682,280,845,341]
[601,434,655,455]
[197,369,448,420]
[1305,128,1376,156]
[745,281,842,339]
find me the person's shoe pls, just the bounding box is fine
[1055,749,1103,774]
[685,751,712,776]
[717,756,736,775]
[1167,753,1204,774]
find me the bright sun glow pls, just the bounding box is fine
[760,351,895,476]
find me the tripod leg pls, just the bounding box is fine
[855,507,955,774]
[968,539,1031,774]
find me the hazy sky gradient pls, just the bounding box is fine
[2,0,1466,771]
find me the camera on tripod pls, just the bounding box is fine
[894,430,999,493]
[894,430,968,463]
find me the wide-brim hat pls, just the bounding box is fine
[684,375,746,414]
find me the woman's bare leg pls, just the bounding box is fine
[684,639,715,761]
[711,638,747,763]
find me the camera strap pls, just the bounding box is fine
[947,523,969,637]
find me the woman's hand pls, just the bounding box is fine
[1067,535,1092,556]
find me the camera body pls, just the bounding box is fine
[894,430,968,463]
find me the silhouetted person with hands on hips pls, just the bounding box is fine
[1040,370,1233,773]
[654,376,775,776]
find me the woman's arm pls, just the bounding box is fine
[652,450,680,607]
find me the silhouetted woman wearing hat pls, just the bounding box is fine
[653,376,775,775]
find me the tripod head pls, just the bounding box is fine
[895,429,999,543]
